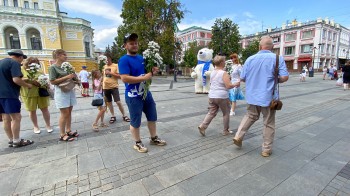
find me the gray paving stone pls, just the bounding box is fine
[0,167,24,196]
[99,146,128,168]
[87,136,109,151]
[102,180,148,196]
[0,152,21,172]
[154,162,195,188]
[140,175,164,195]
[78,150,104,175]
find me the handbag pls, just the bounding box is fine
[269,54,283,110]
[91,92,104,107]
[58,79,75,92]
[38,88,50,97]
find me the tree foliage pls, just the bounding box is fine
[183,41,203,68]
[209,18,241,57]
[241,38,260,64]
[114,0,185,67]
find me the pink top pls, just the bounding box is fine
[94,78,103,93]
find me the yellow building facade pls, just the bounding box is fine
[0,0,97,73]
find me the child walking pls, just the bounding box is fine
[91,70,108,131]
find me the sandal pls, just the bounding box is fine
[12,139,34,148]
[99,123,109,128]
[66,130,79,137]
[59,134,75,142]
[109,116,116,124]
[122,116,131,122]
[92,123,99,132]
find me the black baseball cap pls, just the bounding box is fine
[8,49,27,59]
[123,33,138,44]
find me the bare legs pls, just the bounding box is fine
[130,121,157,142]
[29,107,51,131]
[59,106,73,137]
[2,113,21,141]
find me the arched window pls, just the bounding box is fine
[26,28,42,50]
[13,0,18,7]
[84,36,91,57]
[4,27,21,49]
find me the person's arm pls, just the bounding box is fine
[223,72,240,89]
[278,56,289,83]
[110,72,121,79]
[50,74,75,85]
[13,77,32,89]
[120,73,152,84]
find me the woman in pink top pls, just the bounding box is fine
[92,70,108,131]
[198,55,240,136]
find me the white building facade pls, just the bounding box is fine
[241,18,350,71]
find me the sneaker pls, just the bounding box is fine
[232,137,242,147]
[198,126,206,136]
[230,111,235,116]
[222,130,233,136]
[133,142,148,153]
[150,136,167,146]
[261,151,271,157]
[33,128,41,134]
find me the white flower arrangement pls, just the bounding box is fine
[98,55,107,72]
[225,60,234,75]
[142,41,163,100]
[61,62,75,74]
[38,74,49,89]
[26,63,41,81]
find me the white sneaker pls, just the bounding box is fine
[47,127,54,133]
[230,111,235,116]
[33,128,41,134]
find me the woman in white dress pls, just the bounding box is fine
[228,53,245,116]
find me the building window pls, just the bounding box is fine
[9,34,21,49]
[302,30,313,39]
[333,33,337,41]
[187,35,191,41]
[272,37,280,43]
[326,45,330,54]
[328,31,332,40]
[320,44,324,53]
[84,42,91,57]
[301,44,313,53]
[13,0,18,7]
[30,36,42,50]
[24,1,29,8]
[193,33,197,39]
[332,46,335,54]
[322,29,327,39]
[3,0,9,6]
[284,46,295,55]
[200,32,205,38]
[34,2,39,9]
[285,33,296,41]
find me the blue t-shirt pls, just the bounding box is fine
[0,58,23,99]
[118,54,146,98]
[241,50,289,107]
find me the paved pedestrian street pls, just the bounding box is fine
[0,74,349,196]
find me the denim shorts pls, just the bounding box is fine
[0,98,21,114]
[54,86,77,109]
[125,92,157,128]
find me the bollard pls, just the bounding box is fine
[169,81,173,89]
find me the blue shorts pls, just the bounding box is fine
[0,98,21,114]
[125,92,157,128]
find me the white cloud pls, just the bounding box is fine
[60,0,122,24]
[178,14,236,31]
[238,19,262,36]
[94,27,118,49]
[243,12,254,18]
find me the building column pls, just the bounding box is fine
[0,33,5,48]
[19,34,28,49]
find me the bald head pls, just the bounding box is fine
[259,36,273,50]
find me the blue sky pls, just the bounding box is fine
[60,0,350,49]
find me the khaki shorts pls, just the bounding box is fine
[22,96,50,111]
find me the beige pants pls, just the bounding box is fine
[234,104,276,152]
[199,98,231,131]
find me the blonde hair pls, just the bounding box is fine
[212,55,226,67]
[52,49,66,59]
[229,53,240,64]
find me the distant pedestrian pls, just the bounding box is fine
[228,53,244,116]
[49,49,79,142]
[91,70,108,131]
[322,66,327,80]
[119,33,166,153]
[103,54,130,124]
[300,69,306,82]
[341,61,350,90]
[20,57,53,134]
[328,65,334,80]
[232,36,289,157]
[0,49,34,147]
[198,55,240,136]
[333,65,338,80]
[78,65,90,97]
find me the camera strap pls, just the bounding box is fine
[272,54,280,99]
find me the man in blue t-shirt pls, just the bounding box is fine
[0,49,34,148]
[232,36,289,157]
[119,33,166,153]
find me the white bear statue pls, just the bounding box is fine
[191,48,214,94]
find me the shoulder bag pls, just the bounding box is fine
[38,87,50,97]
[58,79,76,92]
[269,54,283,110]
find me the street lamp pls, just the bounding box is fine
[214,25,229,55]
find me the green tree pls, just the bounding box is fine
[116,0,185,67]
[209,18,241,57]
[241,38,260,64]
[183,41,203,68]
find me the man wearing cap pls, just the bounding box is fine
[78,65,90,97]
[0,49,34,147]
[119,33,166,153]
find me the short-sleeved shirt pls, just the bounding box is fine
[79,70,89,83]
[118,55,145,98]
[49,64,68,81]
[241,50,289,107]
[94,79,103,93]
[20,66,42,97]
[103,63,119,89]
[0,58,23,98]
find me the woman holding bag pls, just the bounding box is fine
[20,57,53,134]
[49,49,78,142]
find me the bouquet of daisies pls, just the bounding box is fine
[98,55,107,73]
[142,41,163,100]
[26,63,41,81]
[38,74,49,89]
[225,60,234,75]
[61,62,75,74]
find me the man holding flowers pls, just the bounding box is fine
[119,33,166,153]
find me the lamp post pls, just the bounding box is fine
[214,26,229,55]
[317,43,323,70]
